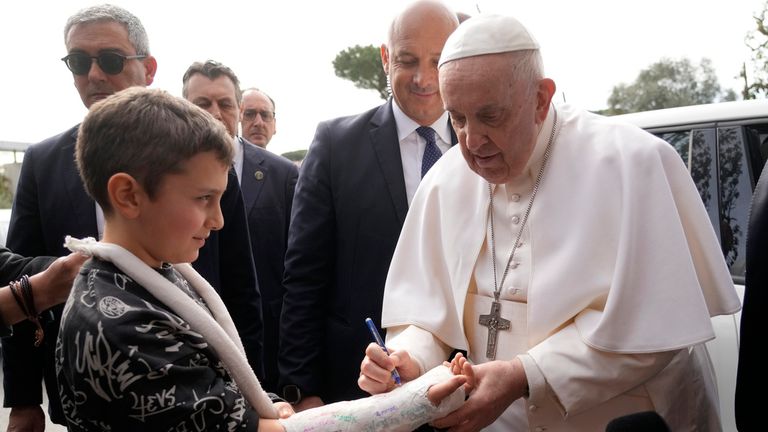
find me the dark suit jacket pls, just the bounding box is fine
[239,137,298,393]
[1,125,263,423]
[736,160,768,431]
[0,248,54,337]
[0,248,53,287]
[278,100,456,403]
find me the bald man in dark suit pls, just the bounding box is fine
[278,1,460,409]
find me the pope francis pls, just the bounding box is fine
[358,13,741,432]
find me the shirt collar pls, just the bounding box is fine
[233,136,244,162]
[232,136,244,182]
[391,100,451,144]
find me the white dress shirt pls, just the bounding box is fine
[392,103,452,205]
[232,137,245,184]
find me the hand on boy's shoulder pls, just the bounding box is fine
[31,251,89,310]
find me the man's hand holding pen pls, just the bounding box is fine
[364,317,404,384]
[360,318,422,394]
[358,343,421,394]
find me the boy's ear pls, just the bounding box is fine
[107,173,144,219]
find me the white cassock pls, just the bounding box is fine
[382,104,741,431]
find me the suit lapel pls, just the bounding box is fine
[63,127,98,233]
[239,138,266,214]
[370,100,408,224]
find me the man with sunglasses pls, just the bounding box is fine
[2,5,264,431]
[241,88,278,149]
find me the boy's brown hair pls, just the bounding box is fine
[76,87,233,213]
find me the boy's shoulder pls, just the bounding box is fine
[75,257,135,295]
[77,257,183,293]
[64,257,145,326]
[67,257,201,325]
[59,257,212,366]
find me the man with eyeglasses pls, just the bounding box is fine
[241,88,278,149]
[2,6,263,431]
[182,60,298,394]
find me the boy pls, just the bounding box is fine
[55,86,284,431]
[56,87,469,431]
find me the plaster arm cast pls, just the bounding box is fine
[280,365,465,432]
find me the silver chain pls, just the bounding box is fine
[489,107,558,302]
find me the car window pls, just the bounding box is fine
[655,130,720,236]
[744,123,768,172]
[691,129,720,239]
[718,126,752,279]
[654,126,754,280]
[657,131,690,167]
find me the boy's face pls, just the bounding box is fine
[132,151,229,268]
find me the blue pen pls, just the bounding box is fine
[365,317,402,386]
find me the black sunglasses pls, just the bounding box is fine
[61,52,147,75]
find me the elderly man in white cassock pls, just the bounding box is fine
[358,14,741,432]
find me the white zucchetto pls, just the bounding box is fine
[438,14,540,67]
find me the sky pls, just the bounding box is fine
[0,0,765,157]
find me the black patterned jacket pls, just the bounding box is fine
[56,257,260,432]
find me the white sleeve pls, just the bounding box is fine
[526,324,678,416]
[386,325,453,375]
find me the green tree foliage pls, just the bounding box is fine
[333,44,388,100]
[605,58,736,115]
[281,149,307,162]
[742,0,768,99]
[0,174,13,208]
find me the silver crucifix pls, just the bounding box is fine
[478,300,511,360]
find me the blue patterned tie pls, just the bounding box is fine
[417,126,442,178]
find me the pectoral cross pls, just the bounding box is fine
[479,300,510,360]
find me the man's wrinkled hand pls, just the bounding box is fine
[430,358,527,432]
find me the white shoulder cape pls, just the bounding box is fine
[382,104,741,353]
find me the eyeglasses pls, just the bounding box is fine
[243,109,275,122]
[61,52,147,76]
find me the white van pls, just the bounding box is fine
[615,99,768,432]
